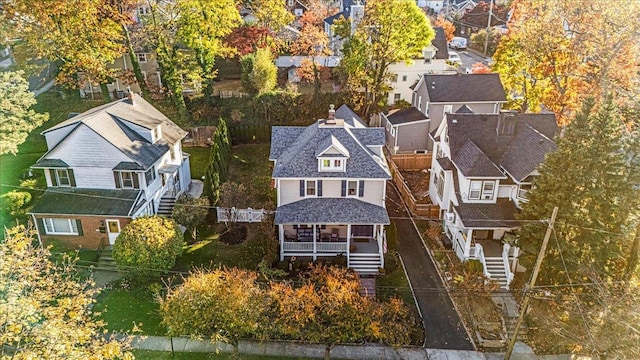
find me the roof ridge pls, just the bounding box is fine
[343,126,391,176]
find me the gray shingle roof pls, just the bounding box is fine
[32,159,68,168]
[275,198,390,224]
[386,107,428,125]
[455,105,474,114]
[432,27,449,60]
[447,112,557,180]
[455,198,520,228]
[315,135,349,157]
[113,162,145,171]
[350,128,385,146]
[41,94,186,170]
[335,104,366,127]
[270,122,390,179]
[455,140,505,178]
[423,74,506,103]
[29,188,142,216]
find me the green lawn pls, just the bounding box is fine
[94,287,166,336]
[227,143,275,207]
[132,350,306,360]
[184,146,210,180]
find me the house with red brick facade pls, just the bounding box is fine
[29,93,191,248]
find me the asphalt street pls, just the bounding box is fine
[386,183,475,350]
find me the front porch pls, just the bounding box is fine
[279,224,385,274]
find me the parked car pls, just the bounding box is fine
[448,51,462,65]
[448,37,467,50]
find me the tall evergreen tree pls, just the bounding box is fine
[517,99,638,286]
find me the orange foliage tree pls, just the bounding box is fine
[434,15,455,42]
[493,0,640,125]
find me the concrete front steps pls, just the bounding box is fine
[349,253,383,276]
[485,257,509,289]
[157,197,176,216]
[96,246,117,270]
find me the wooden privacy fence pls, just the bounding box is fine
[229,124,271,144]
[389,159,440,218]
[390,153,432,171]
[215,90,249,98]
[216,207,265,223]
[184,126,216,146]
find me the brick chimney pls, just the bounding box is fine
[126,86,134,105]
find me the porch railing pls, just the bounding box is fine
[282,242,348,253]
[470,243,491,278]
[502,244,514,288]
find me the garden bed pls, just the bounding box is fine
[400,170,432,204]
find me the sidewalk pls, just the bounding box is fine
[130,335,572,360]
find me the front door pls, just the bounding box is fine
[106,219,120,245]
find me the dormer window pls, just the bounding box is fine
[320,158,345,171]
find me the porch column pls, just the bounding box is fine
[463,229,473,258]
[312,224,317,260]
[346,224,351,265]
[279,224,284,261]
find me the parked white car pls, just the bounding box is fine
[448,51,462,65]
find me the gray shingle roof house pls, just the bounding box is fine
[380,107,431,154]
[270,105,391,274]
[428,110,557,289]
[29,93,192,249]
[411,73,507,148]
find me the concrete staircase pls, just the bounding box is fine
[485,257,509,289]
[349,253,383,275]
[157,197,176,217]
[96,246,118,272]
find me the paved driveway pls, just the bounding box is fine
[386,184,475,350]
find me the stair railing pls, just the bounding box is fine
[502,243,514,290]
[97,237,109,260]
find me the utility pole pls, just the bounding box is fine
[483,0,494,56]
[504,206,558,360]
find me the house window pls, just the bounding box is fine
[394,93,401,102]
[390,127,397,137]
[55,169,71,187]
[435,171,444,200]
[402,75,407,82]
[418,96,422,112]
[137,5,149,15]
[469,180,494,200]
[320,158,345,171]
[145,166,156,186]
[43,218,79,235]
[306,180,316,196]
[347,180,358,196]
[136,53,148,63]
[114,171,140,189]
[436,144,444,159]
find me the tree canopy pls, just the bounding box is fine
[492,0,640,125]
[0,71,48,155]
[338,0,434,120]
[113,215,184,275]
[240,48,277,95]
[2,0,127,87]
[0,226,132,359]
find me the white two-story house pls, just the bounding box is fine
[429,110,557,288]
[29,93,191,249]
[269,105,391,274]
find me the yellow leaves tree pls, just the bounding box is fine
[0,226,132,359]
[2,0,126,88]
[492,0,640,125]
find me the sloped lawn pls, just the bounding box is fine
[93,285,165,336]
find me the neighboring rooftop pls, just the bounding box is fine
[29,188,143,216]
[446,112,557,181]
[422,74,506,103]
[386,107,429,125]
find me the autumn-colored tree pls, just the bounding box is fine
[176,0,242,100]
[113,216,184,275]
[338,0,434,120]
[172,195,210,240]
[160,268,268,354]
[244,0,295,35]
[434,15,455,42]
[2,0,126,88]
[0,71,48,155]
[0,226,132,359]
[492,0,640,125]
[471,62,492,74]
[290,10,332,95]
[225,24,271,56]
